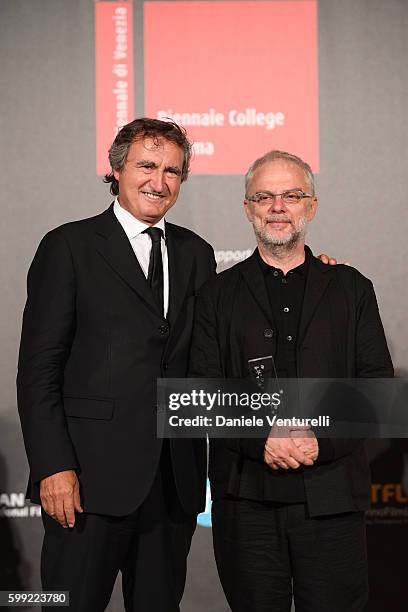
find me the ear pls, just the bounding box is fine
[113,168,120,181]
[244,199,254,222]
[307,196,318,221]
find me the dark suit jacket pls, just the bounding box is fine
[189,247,394,517]
[17,204,216,516]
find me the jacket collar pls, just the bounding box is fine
[165,221,194,326]
[93,205,193,325]
[93,204,162,316]
[239,249,273,325]
[298,246,333,346]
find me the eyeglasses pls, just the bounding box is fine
[245,189,313,205]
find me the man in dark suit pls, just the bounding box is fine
[17,118,216,611]
[189,150,393,611]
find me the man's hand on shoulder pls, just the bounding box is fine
[263,427,315,470]
[40,469,83,528]
[318,253,351,266]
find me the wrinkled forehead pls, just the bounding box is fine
[128,135,184,163]
[248,160,311,192]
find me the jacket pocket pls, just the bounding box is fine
[63,396,114,420]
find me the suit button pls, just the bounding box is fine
[159,325,169,334]
[264,328,274,339]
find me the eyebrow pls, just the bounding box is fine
[135,159,182,176]
[252,188,306,195]
[136,159,156,168]
[166,165,182,175]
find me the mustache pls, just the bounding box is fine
[265,215,292,223]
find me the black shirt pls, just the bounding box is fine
[256,249,309,378]
[255,248,311,502]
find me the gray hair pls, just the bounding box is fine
[245,150,315,197]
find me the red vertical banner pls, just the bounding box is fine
[95,1,134,175]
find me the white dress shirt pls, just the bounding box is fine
[113,198,169,317]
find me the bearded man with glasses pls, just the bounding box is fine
[189,150,393,611]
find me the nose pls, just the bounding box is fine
[269,194,285,213]
[149,169,165,194]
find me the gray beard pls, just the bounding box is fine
[253,218,308,254]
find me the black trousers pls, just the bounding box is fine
[212,498,368,612]
[41,445,196,612]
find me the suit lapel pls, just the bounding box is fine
[93,204,162,315]
[298,248,333,346]
[239,251,274,325]
[166,222,194,327]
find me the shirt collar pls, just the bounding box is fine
[113,198,166,240]
[256,247,310,277]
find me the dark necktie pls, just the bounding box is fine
[143,227,164,316]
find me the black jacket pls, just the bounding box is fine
[189,247,393,517]
[17,204,216,516]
